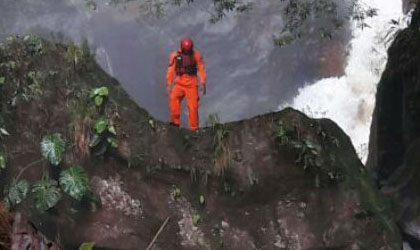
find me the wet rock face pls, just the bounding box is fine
[382,139,420,248]
[367,3,420,247]
[403,0,418,13]
[49,109,401,249]
[367,13,420,183]
[0,38,401,249]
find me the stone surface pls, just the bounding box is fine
[368,2,420,248]
[0,36,401,249]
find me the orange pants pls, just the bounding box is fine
[169,83,199,130]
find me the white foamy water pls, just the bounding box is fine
[283,0,409,162]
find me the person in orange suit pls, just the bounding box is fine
[166,37,207,130]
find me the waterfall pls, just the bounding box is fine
[283,0,409,162]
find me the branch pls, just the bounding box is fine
[145,216,170,250]
[16,159,43,180]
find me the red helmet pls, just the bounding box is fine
[180,37,194,53]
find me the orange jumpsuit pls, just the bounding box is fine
[166,50,206,130]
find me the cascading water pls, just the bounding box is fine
[283,0,409,162]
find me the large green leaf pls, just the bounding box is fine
[78,242,95,250]
[94,96,103,106]
[59,166,90,201]
[4,178,29,206]
[41,133,65,166]
[89,133,101,148]
[107,137,119,148]
[0,155,5,169]
[32,178,61,211]
[305,140,317,149]
[192,214,201,226]
[0,77,5,85]
[108,123,117,135]
[90,86,109,98]
[97,86,109,96]
[94,118,109,134]
[0,128,10,136]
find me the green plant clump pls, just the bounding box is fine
[192,214,201,226]
[272,120,344,185]
[66,39,93,70]
[171,186,181,200]
[208,114,231,177]
[32,178,61,211]
[273,121,290,145]
[59,166,90,201]
[3,178,29,207]
[291,139,322,170]
[41,133,66,166]
[89,117,119,155]
[90,86,109,107]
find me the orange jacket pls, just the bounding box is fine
[166,50,206,87]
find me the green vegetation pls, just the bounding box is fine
[23,35,43,56]
[272,120,344,185]
[0,29,404,248]
[85,85,120,156]
[24,71,45,99]
[208,114,231,177]
[3,178,29,207]
[40,133,66,166]
[2,131,91,211]
[100,0,378,47]
[0,155,5,170]
[85,0,97,11]
[290,139,322,171]
[32,178,61,211]
[273,121,289,145]
[59,166,90,201]
[148,119,156,130]
[0,128,9,137]
[66,39,93,71]
[78,242,95,250]
[94,117,111,134]
[0,114,10,139]
[273,0,346,47]
[90,116,119,155]
[0,36,105,215]
[171,186,181,200]
[208,0,253,24]
[206,0,378,47]
[71,91,95,159]
[192,214,201,226]
[90,86,109,107]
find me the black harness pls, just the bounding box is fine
[171,51,197,76]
